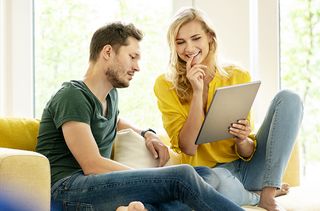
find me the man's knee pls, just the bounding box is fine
[175,164,195,174]
[195,166,220,188]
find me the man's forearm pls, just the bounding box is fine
[83,157,132,175]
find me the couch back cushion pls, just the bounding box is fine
[0,118,40,151]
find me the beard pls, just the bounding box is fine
[105,67,129,88]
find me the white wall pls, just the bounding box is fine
[255,0,279,125]
[195,0,251,69]
[0,0,34,117]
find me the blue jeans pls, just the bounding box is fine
[215,90,303,204]
[51,164,243,211]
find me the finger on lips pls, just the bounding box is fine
[186,55,194,71]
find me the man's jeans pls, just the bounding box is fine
[51,165,243,211]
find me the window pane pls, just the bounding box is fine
[280,0,320,182]
[34,0,172,132]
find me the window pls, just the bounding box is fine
[280,0,320,183]
[34,0,172,132]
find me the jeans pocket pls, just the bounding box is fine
[63,201,94,211]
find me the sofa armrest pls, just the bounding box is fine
[0,147,50,211]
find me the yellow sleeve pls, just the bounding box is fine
[154,75,186,153]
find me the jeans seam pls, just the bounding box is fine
[263,104,277,186]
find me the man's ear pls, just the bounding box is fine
[101,45,113,60]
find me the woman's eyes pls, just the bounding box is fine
[176,37,201,45]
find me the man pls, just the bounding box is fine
[36,22,243,211]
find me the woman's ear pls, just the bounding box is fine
[101,45,113,61]
[207,32,215,50]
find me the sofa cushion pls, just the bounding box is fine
[113,128,180,168]
[0,118,40,151]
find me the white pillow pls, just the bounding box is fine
[113,128,180,168]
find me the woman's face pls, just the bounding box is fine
[175,20,211,65]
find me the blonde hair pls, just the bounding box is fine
[167,7,228,103]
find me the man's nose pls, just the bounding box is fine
[133,62,140,72]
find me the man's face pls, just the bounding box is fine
[106,37,141,88]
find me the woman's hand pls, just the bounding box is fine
[229,119,251,142]
[186,55,208,93]
[229,119,254,157]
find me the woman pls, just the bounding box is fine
[154,7,303,211]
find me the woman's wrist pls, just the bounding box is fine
[236,137,254,157]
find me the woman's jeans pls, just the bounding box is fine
[213,90,303,205]
[51,164,243,211]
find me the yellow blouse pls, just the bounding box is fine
[154,66,257,167]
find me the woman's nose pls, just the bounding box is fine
[185,42,195,53]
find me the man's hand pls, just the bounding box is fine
[144,132,170,167]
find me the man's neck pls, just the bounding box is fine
[83,63,113,103]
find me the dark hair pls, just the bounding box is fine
[89,22,143,62]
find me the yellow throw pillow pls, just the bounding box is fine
[0,118,40,151]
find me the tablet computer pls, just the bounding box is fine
[195,81,261,145]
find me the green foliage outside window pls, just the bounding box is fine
[35,0,171,133]
[280,0,320,173]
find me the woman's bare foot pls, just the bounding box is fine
[116,201,146,211]
[258,187,286,211]
[255,184,290,197]
[275,183,289,197]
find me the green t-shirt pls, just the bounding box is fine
[36,80,119,185]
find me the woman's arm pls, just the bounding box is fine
[178,91,203,155]
[178,56,207,155]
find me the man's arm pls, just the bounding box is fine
[117,118,170,167]
[62,121,132,175]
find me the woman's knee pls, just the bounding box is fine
[276,90,303,108]
[275,90,304,115]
